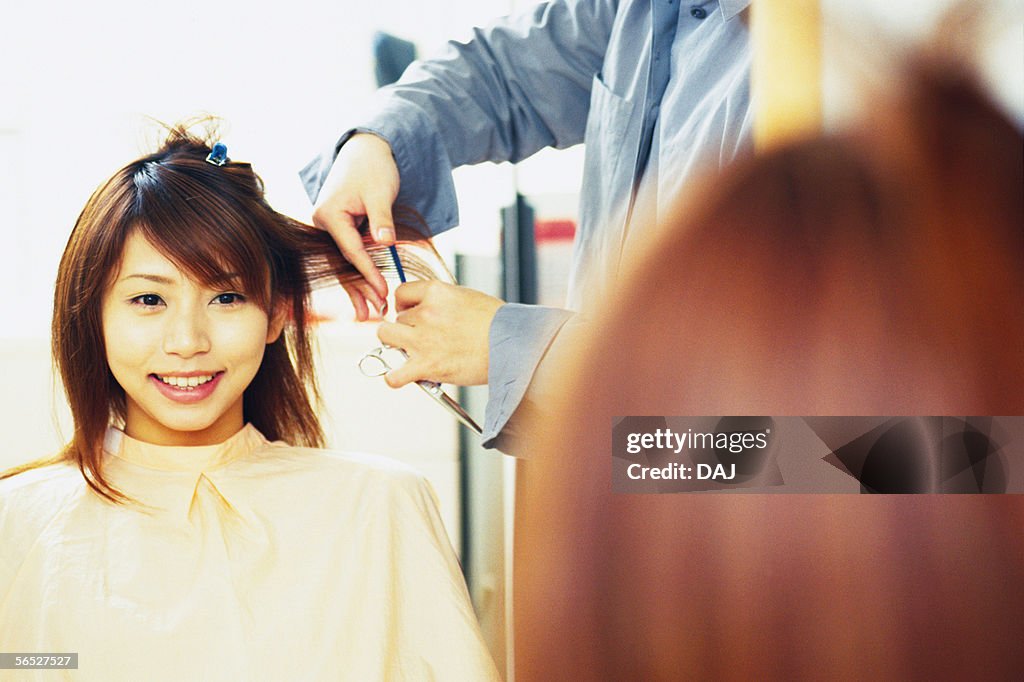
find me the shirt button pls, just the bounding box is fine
[690,6,708,19]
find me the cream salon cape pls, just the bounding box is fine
[0,425,499,681]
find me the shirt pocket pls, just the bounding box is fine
[582,72,636,191]
[571,73,640,305]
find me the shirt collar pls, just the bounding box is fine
[720,0,752,21]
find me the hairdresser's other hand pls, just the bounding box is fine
[312,133,399,321]
[377,282,504,387]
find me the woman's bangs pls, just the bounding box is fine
[132,177,273,309]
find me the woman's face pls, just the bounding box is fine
[101,232,282,446]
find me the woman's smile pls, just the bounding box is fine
[149,371,225,403]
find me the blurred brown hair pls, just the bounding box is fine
[515,59,1023,679]
[2,125,426,502]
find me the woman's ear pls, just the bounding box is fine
[266,300,289,344]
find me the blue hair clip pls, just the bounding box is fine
[206,142,229,166]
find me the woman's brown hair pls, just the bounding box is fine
[3,125,425,502]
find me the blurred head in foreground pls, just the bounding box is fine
[515,56,1023,680]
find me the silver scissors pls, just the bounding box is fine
[358,345,482,435]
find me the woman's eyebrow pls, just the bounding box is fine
[209,272,242,285]
[119,273,176,285]
[116,272,244,288]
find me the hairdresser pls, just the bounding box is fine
[302,0,753,453]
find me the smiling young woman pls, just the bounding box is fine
[0,126,499,681]
[43,126,342,501]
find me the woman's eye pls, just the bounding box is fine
[131,294,163,307]
[214,293,246,305]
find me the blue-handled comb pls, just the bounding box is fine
[388,244,407,283]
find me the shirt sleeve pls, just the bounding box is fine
[484,303,575,453]
[300,0,619,234]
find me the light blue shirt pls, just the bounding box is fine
[302,0,753,453]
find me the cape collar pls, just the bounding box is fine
[102,424,270,521]
[104,424,266,473]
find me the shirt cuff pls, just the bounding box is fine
[482,303,574,452]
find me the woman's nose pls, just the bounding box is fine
[162,308,211,357]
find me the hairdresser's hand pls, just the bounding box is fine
[377,281,504,387]
[312,133,399,321]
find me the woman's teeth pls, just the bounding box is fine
[157,374,215,389]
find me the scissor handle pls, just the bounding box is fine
[359,346,482,434]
